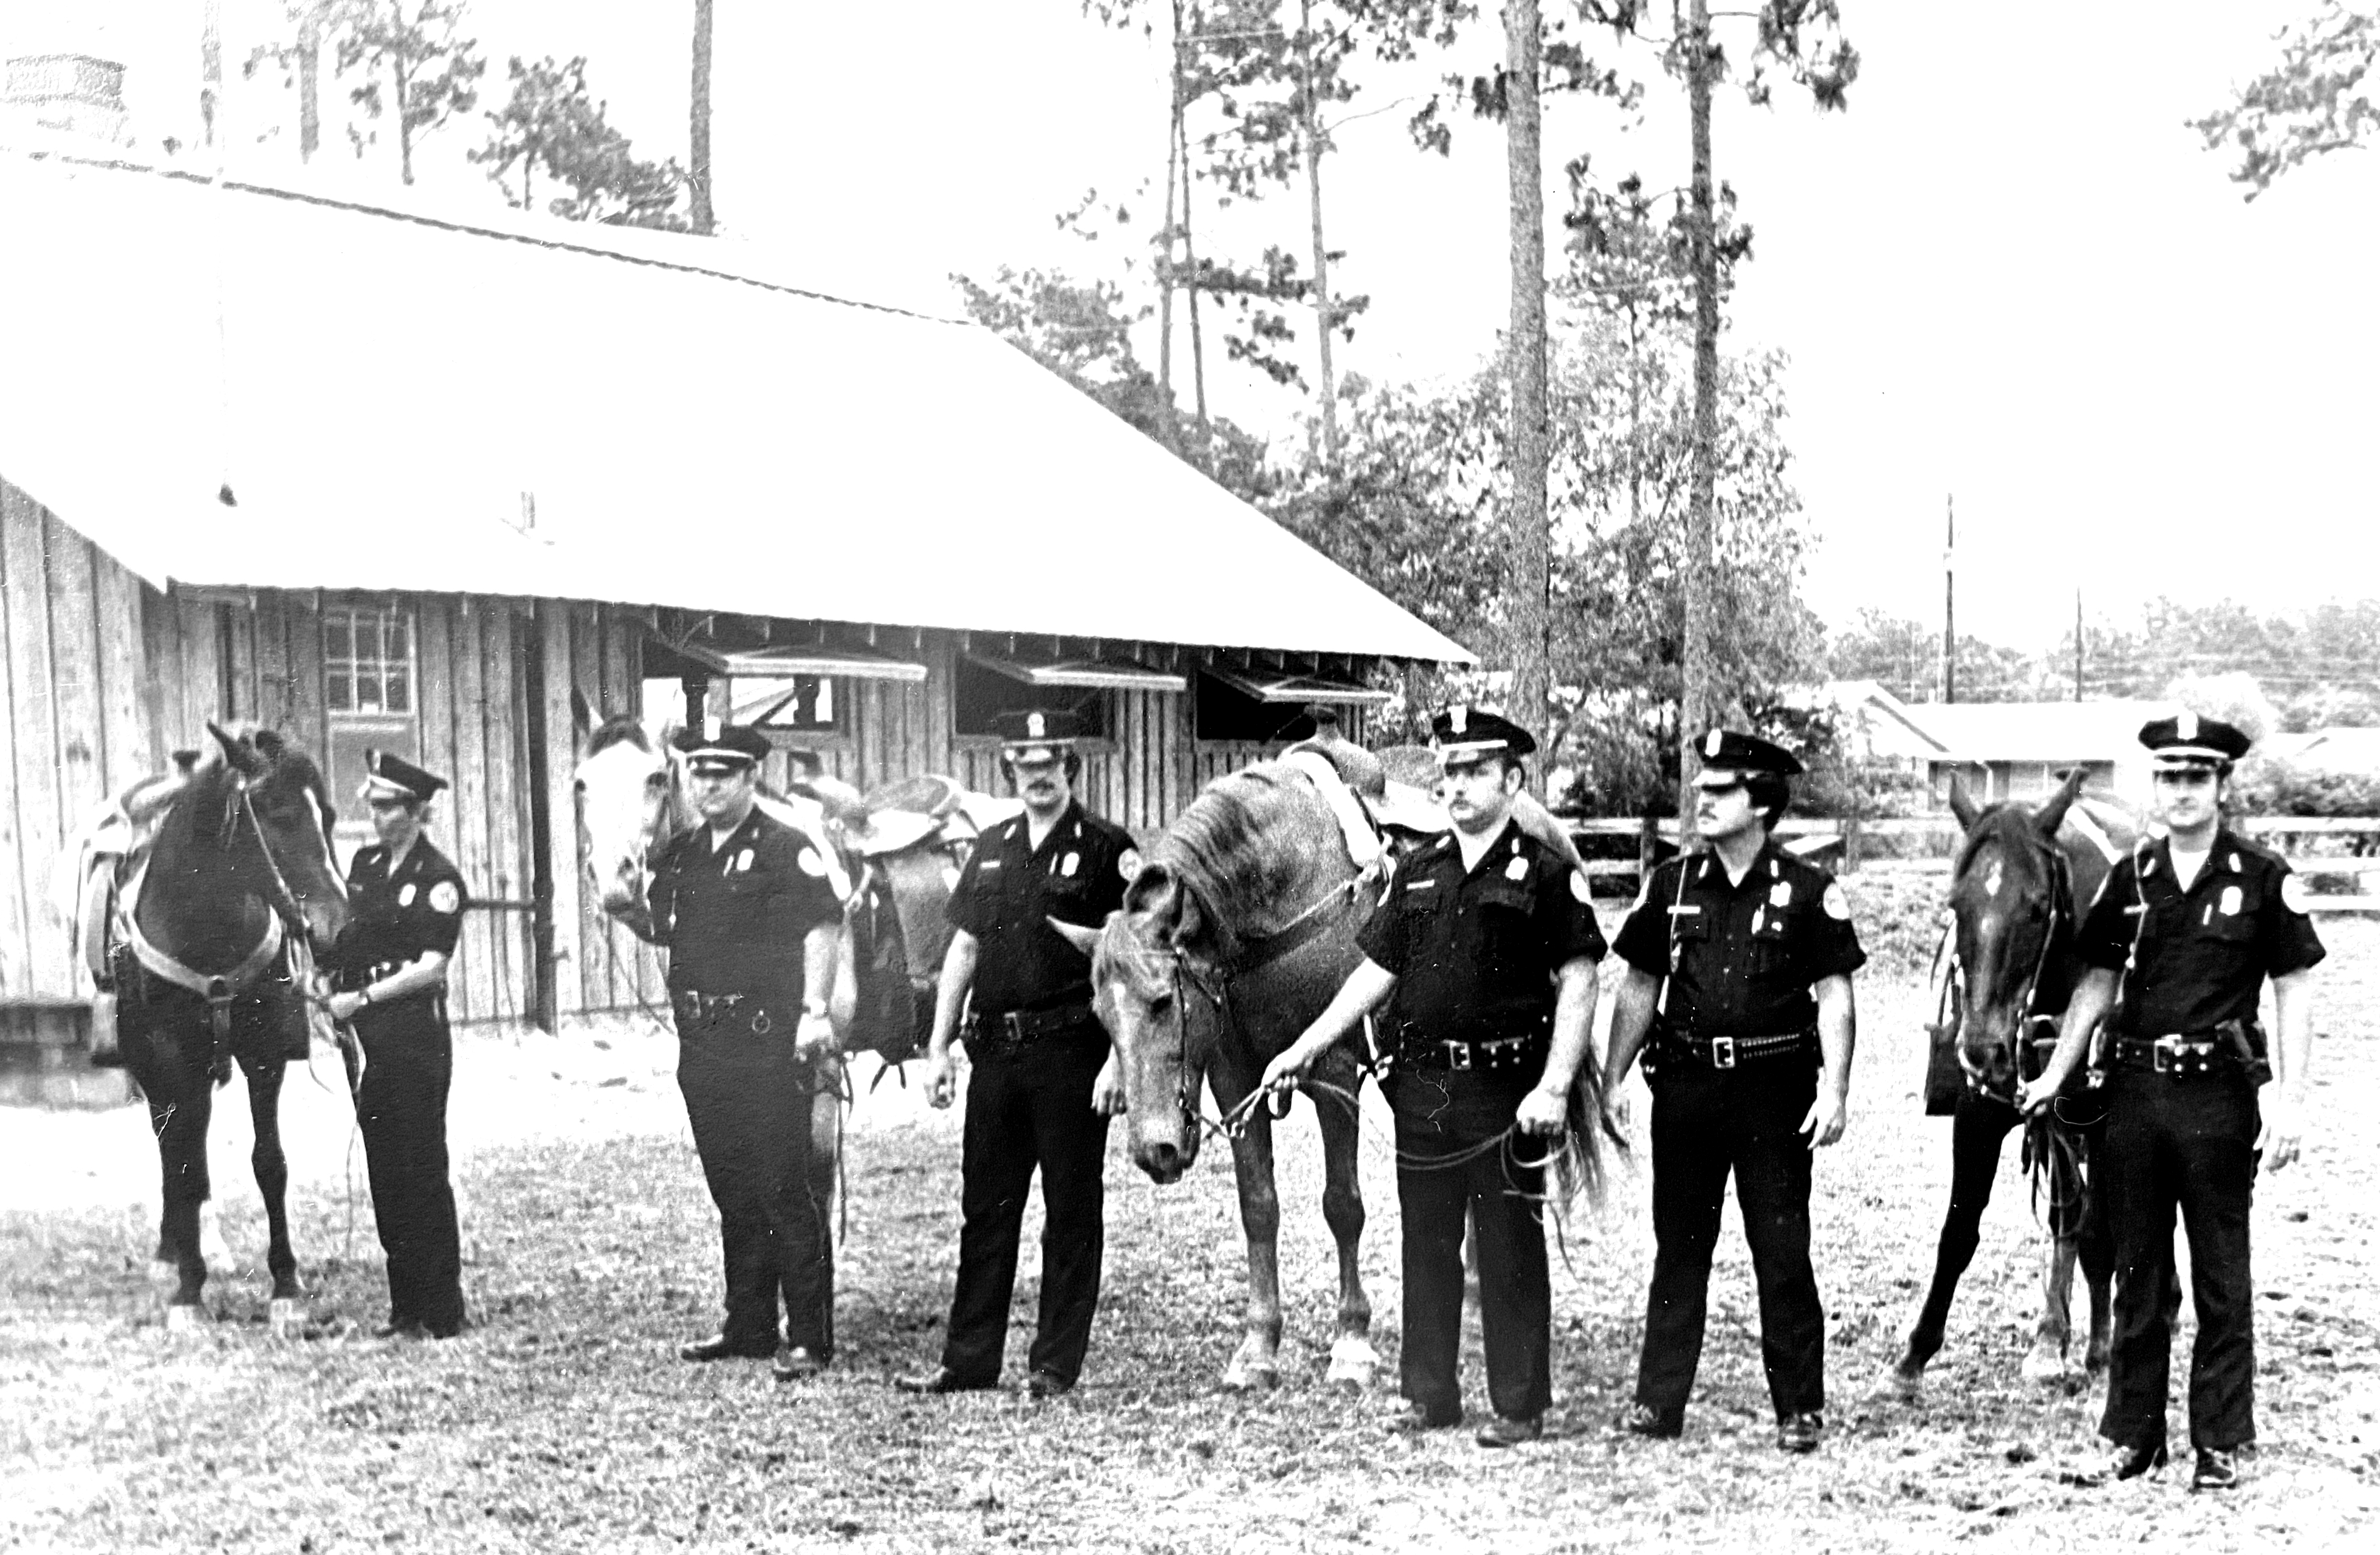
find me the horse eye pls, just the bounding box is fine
[572,777,586,796]
[646,773,669,792]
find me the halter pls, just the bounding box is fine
[1943,829,2074,1106]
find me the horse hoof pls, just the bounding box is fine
[163,1303,208,1334]
[1325,1337,1379,1393]
[269,1299,307,1340]
[2019,1341,2067,1385]
[1869,1366,1922,1404]
[1221,1363,1281,1393]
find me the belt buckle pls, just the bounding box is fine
[1710,1035,1737,1070]
[2152,1035,2177,1075]
[1447,1042,1473,1072]
[1004,1011,1027,1043]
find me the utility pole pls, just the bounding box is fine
[2074,588,2085,702]
[690,0,716,233]
[1504,0,1550,777]
[1297,0,1340,467]
[1941,493,1956,704]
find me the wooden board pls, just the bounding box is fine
[94,552,151,783]
[2,489,69,999]
[0,487,37,1005]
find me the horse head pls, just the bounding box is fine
[574,715,685,918]
[1091,860,1216,1184]
[1945,767,2085,1098]
[141,724,348,968]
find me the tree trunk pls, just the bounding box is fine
[1298,0,1340,467]
[1155,0,1185,455]
[690,0,716,234]
[1503,0,1549,764]
[1678,0,1720,825]
[297,7,322,163]
[201,0,224,153]
[1177,110,1212,451]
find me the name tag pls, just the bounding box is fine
[1667,904,1702,916]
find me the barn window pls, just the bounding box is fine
[1193,667,1386,743]
[953,654,1133,740]
[325,606,414,715]
[719,674,840,733]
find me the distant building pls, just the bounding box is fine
[1799,682,2169,809]
[0,53,129,152]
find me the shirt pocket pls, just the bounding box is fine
[1751,908,1800,973]
[1475,881,1542,976]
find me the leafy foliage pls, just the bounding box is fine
[331,0,486,184]
[473,55,690,230]
[2193,2,2380,196]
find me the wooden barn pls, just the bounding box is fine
[0,152,1469,1095]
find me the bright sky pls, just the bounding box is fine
[7,1,2376,653]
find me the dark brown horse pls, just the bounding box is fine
[110,725,349,1328]
[1079,762,1387,1390]
[1884,769,2125,1395]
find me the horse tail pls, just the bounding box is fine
[1549,1046,1628,1212]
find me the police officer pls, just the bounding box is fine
[2024,713,2322,1492]
[897,710,1133,1400]
[1261,707,1604,1449]
[644,723,845,1379]
[1603,729,1864,1453]
[323,751,472,1339]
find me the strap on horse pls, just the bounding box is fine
[115,851,288,1042]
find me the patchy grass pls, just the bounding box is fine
[6,927,2380,1553]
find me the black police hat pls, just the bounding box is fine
[671,721,772,772]
[2139,710,2252,768]
[1429,705,1537,763]
[362,749,448,804]
[1693,727,1804,780]
[993,710,1082,758]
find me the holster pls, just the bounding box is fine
[2220,1016,2274,1086]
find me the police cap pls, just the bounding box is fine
[1429,705,1537,764]
[2139,710,2251,769]
[993,709,1083,761]
[362,749,448,805]
[671,721,772,774]
[1692,727,1803,781]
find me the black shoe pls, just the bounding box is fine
[2063,1440,2167,1487]
[1476,1414,1543,1449]
[1385,1401,1461,1433]
[1777,1411,1824,1454]
[894,1365,994,1395]
[773,1345,826,1382]
[679,1333,774,1364]
[1026,1370,1073,1400]
[1619,1402,1682,1440]
[2192,1447,2243,1492]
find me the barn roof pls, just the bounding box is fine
[0,153,1472,665]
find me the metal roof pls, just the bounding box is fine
[0,154,1472,665]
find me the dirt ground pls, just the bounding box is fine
[4,923,2378,1554]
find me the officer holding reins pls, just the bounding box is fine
[323,751,472,1340]
[1602,729,1864,1454]
[645,723,844,1381]
[898,710,1133,1401]
[2025,713,2322,1492]
[1262,707,1604,1449]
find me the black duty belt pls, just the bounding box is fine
[1397,1032,1549,1074]
[1656,1026,1817,1070]
[2110,1034,2248,1078]
[966,1003,1101,1052]
[673,989,783,1035]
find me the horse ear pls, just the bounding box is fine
[207,721,266,777]
[1046,916,1101,957]
[252,729,286,761]
[571,688,594,742]
[171,749,200,774]
[2035,766,2087,839]
[1947,774,1980,831]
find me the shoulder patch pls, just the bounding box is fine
[2281,874,2311,914]
[428,880,460,915]
[1822,881,1851,921]
[797,846,828,878]
[1118,848,1142,883]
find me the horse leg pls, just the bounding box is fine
[2077,1131,2115,1375]
[239,1049,308,1336]
[1221,1110,1286,1392]
[1309,1065,1375,1392]
[133,1042,216,1319]
[2022,1237,2079,1383]
[1885,1094,2012,1396]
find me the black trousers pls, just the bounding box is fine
[1634,1057,1825,1424]
[351,998,465,1335]
[1384,1066,1551,1423]
[2098,1065,2261,1452]
[940,1028,1111,1387]
[675,1014,834,1357]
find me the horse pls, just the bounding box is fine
[98,724,350,1329]
[1883,768,2127,1395]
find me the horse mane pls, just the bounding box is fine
[583,715,654,760]
[1119,761,1337,967]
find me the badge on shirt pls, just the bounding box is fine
[1769,880,1792,908]
[1060,852,1080,878]
[428,880,460,915]
[2281,874,2310,913]
[795,847,823,877]
[1119,848,1142,883]
[736,849,756,874]
[1822,882,1851,921]
[2220,884,2243,917]
[1570,869,1591,904]
[1504,856,1529,883]
[943,865,962,892]
[397,883,416,907]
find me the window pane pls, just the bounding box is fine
[354,675,382,713]
[324,617,352,664]
[385,617,409,664]
[326,672,351,712]
[812,678,834,726]
[385,674,410,714]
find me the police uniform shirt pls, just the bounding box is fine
[1357,820,1606,1040]
[1612,845,1866,1036]
[647,807,842,1009]
[337,837,468,987]
[945,801,1134,1016]
[2076,830,2326,1037]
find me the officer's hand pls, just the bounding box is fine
[924,1048,958,1110]
[1091,1054,1128,1117]
[2258,1089,2303,1172]
[1514,1085,1568,1138]
[1799,1087,1848,1148]
[1258,1035,1322,1097]
[794,1011,838,1062]
[324,992,366,1023]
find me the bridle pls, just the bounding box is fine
[1943,831,2074,1105]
